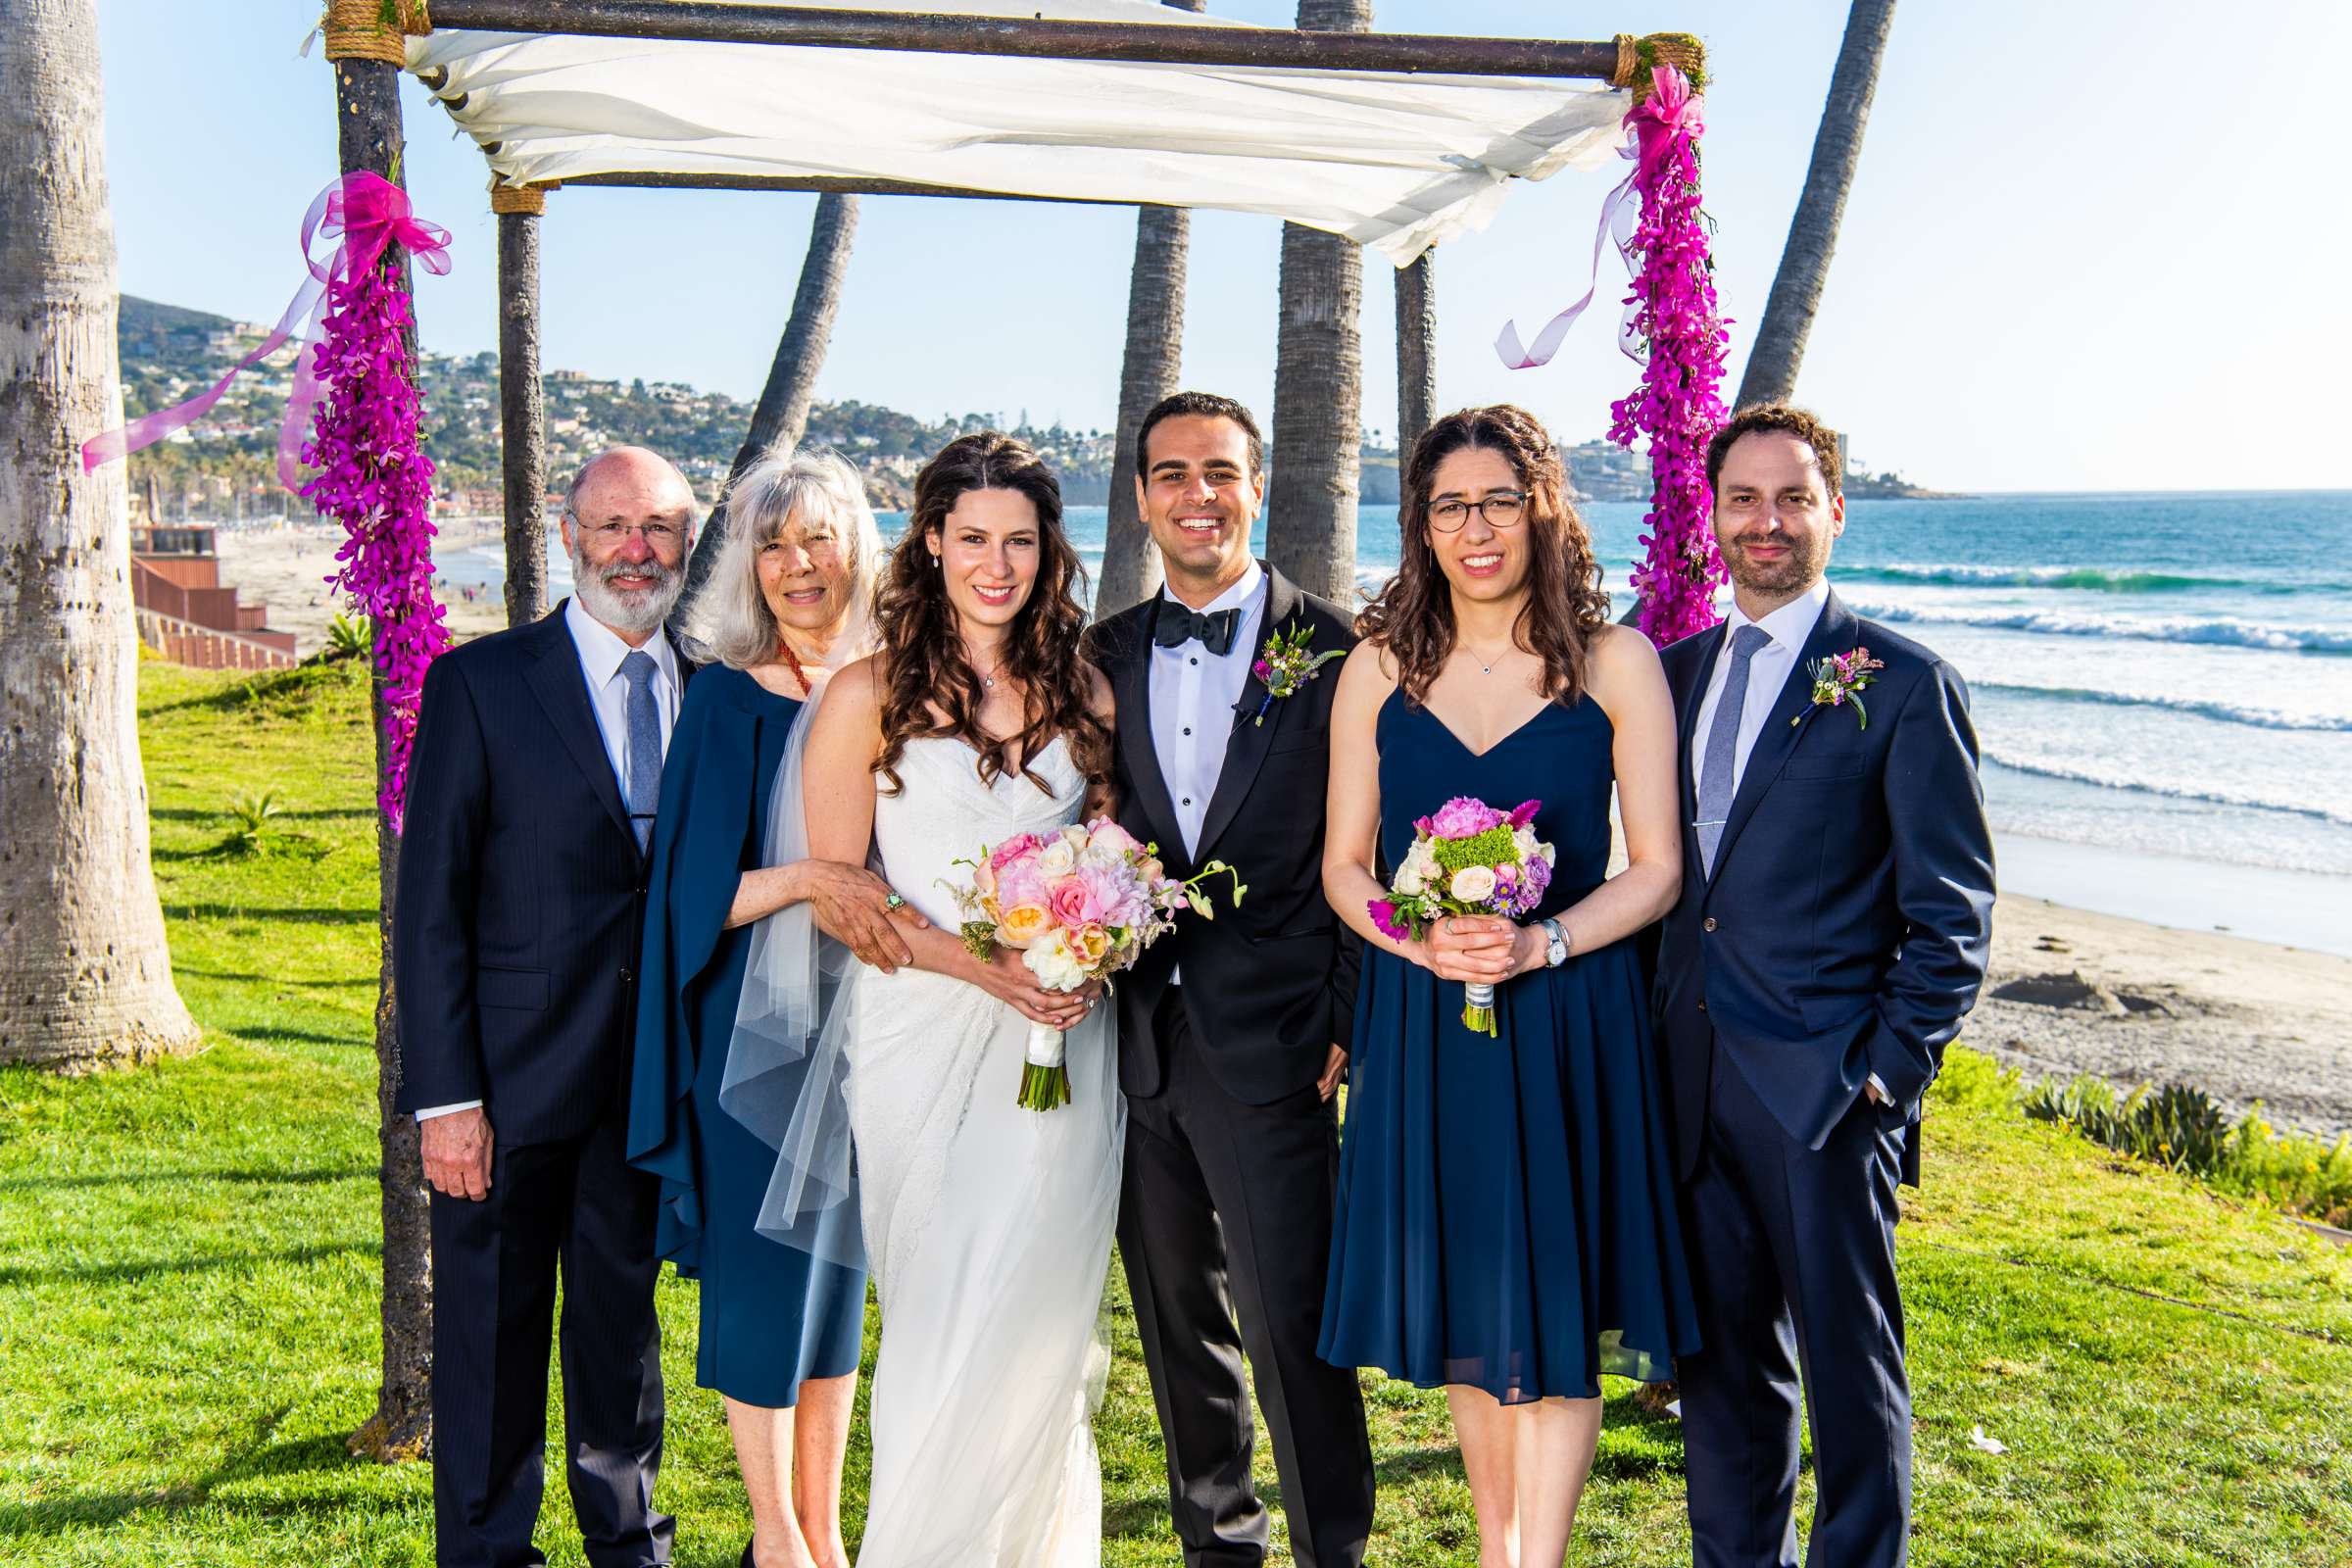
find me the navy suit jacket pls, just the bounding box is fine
[392,603,696,1147]
[1653,587,1994,1184]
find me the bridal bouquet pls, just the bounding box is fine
[949,820,1244,1109]
[1368,797,1555,1036]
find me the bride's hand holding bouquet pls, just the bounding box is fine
[949,818,1244,1109]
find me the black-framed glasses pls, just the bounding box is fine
[1427,493,1527,531]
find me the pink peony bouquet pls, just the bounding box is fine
[1369,796,1555,1036]
[950,819,1244,1109]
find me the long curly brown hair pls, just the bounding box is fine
[1356,405,1612,708]
[872,432,1110,796]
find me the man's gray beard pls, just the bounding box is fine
[570,546,684,638]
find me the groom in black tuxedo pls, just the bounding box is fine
[395,447,700,1568]
[1088,393,1375,1568]
[1655,405,1995,1567]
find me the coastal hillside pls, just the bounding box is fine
[114,295,1943,520]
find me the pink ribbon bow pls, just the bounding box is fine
[1494,66,1705,371]
[82,172,451,489]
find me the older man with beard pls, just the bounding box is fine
[395,447,700,1568]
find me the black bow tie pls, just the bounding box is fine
[1155,604,1242,658]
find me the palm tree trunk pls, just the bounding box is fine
[0,0,198,1070]
[1096,0,1206,617]
[1735,0,1897,409]
[1266,0,1373,603]
[683,193,860,603]
[330,49,435,1463]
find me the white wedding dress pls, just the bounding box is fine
[846,734,1124,1567]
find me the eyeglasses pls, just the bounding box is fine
[580,520,685,548]
[1427,493,1527,531]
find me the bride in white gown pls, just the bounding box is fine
[793,432,1123,1566]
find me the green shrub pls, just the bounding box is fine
[222,788,282,855]
[321,611,372,662]
[1928,1047,2022,1113]
[2025,1074,2352,1228]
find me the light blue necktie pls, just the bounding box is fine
[1694,624,1774,878]
[620,650,661,854]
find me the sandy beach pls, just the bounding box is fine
[213,515,514,657]
[1975,894,2352,1140]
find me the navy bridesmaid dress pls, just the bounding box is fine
[1319,688,1700,1403]
[627,664,866,1408]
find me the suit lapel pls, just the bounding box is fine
[1710,588,1857,881]
[1111,605,1185,863]
[526,601,636,848]
[1194,566,1297,862]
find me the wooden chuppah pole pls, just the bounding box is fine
[424,1,1624,78]
[1394,249,1436,455]
[555,172,1134,203]
[493,181,553,627]
[325,0,436,1461]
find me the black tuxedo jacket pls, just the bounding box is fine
[1088,565,1363,1106]
[392,603,697,1147]
[1653,587,1994,1183]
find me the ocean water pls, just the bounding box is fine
[449,490,2352,950]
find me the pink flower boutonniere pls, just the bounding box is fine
[1242,625,1344,727]
[1793,647,1887,729]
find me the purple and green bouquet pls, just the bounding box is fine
[1369,796,1556,1036]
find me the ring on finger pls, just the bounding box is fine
[883,892,906,910]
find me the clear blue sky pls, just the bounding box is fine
[98,2,2351,492]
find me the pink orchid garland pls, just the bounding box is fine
[297,224,450,833]
[1607,66,1733,648]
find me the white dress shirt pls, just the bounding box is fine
[564,594,684,788]
[1150,561,1266,985]
[416,598,683,1123]
[1687,576,1881,1097]
[1688,575,1829,804]
[1150,560,1267,861]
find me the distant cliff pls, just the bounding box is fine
[116,296,1949,515]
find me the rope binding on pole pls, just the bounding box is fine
[322,0,432,65]
[489,180,555,217]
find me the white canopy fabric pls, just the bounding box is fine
[410,0,1632,266]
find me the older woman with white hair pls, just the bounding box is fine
[626,447,910,1568]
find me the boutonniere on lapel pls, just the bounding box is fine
[1241,625,1344,727]
[1792,646,1886,729]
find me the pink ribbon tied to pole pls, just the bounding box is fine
[82,171,452,489]
[1494,66,1705,370]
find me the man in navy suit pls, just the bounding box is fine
[1655,405,1995,1568]
[395,447,700,1568]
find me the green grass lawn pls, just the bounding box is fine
[1,659,2347,1565]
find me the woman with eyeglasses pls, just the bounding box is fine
[625,447,914,1568]
[1315,407,1700,1565]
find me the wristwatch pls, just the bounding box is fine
[1541,917,1570,968]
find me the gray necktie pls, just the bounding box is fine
[620,650,661,854]
[1694,624,1774,878]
